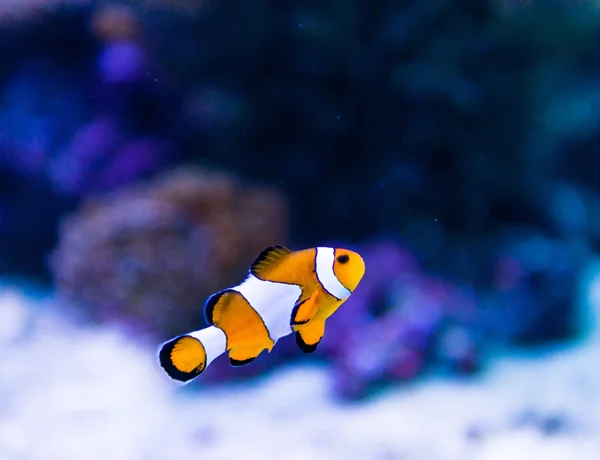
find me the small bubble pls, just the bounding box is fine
[434,218,438,222]
[336,115,341,120]
[298,23,303,28]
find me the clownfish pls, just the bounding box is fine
[158,245,365,383]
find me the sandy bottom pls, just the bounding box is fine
[1,285,600,460]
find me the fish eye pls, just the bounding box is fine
[336,254,349,264]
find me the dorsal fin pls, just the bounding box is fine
[250,245,292,279]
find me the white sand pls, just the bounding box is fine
[1,271,600,460]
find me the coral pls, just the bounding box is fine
[49,166,288,341]
[319,235,586,400]
[90,4,141,44]
[318,240,480,399]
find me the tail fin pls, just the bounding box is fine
[158,326,227,383]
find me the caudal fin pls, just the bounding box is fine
[158,326,227,383]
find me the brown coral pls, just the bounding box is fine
[90,4,141,44]
[49,166,288,339]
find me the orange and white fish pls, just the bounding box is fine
[158,245,365,383]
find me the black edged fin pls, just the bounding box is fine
[230,356,256,367]
[250,245,292,279]
[158,336,205,383]
[204,289,230,325]
[295,331,319,354]
[290,299,309,326]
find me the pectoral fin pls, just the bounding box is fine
[290,291,319,326]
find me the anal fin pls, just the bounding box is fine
[230,356,256,367]
[228,345,266,367]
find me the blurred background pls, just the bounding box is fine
[2,0,600,458]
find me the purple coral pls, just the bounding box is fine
[320,240,480,399]
[98,40,147,84]
[47,116,174,197]
[318,232,582,399]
